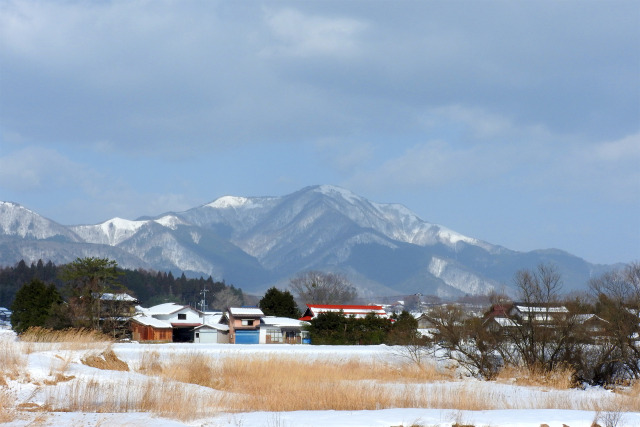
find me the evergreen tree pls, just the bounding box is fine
[10,279,63,333]
[387,310,421,345]
[259,287,300,318]
[60,257,124,329]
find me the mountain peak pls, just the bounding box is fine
[206,195,272,210]
[0,188,608,297]
[306,185,362,204]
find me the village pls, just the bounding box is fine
[82,291,617,347]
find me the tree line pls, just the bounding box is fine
[0,258,244,310]
[4,257,245,335]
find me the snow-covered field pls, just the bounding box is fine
[1,329,639,427]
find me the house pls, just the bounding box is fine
[195,311,229,343]
[224,307,264,344]
[414,312,436,329]
[483,315,519,333]
[193,323,229,343]
[131,303,307,344]
[299,304,388,321]
[97,292,139,339]
[260,316,309,344]
[142,303,205,342]
[509,302,569,325]
[571,313,610,342]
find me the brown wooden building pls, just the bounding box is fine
[131,316,173,342]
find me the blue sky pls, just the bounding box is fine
[1,0,638,265]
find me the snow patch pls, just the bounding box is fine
[429,257,448,277]
[315,185,361,204]
[436,225,480,247]
[154,215,184,230]
[207,196,263,209]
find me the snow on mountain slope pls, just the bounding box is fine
[194,185,498,259]
[428,256,498,296]
[0,201,81,242]
[71,215,187,246]
[0,187,606,296]
[306,187,497,252]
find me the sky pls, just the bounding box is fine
[0,0,638,265]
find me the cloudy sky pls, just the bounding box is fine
[1,0,638,265]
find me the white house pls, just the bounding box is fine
[139,303,204,342]
[260,316,309,344]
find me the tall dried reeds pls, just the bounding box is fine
[495,363,575,390]
[42,377,226,421]
[0,387,16,422]
[0,333,26,383]
[133,352,635,414]
[20,327,112,351]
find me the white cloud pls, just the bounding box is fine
[314,137,374,173]
[262,8,367,58]
[591,132,640,162]
[0,147,89,192]
[564,132,640,203]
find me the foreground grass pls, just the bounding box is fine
[137,352,640,413]
[20,327,113,352]
[3,329,639,422]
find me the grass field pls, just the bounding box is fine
[1,328,638,427]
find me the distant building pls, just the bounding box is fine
[299,304,388,321]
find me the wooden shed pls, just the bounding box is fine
[131,316,173,343]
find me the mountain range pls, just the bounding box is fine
[0,185,614,298]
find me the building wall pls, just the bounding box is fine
[228,315,261,343]
[131,323,172,342]
[194,329,217,343]
[153,307,202,325]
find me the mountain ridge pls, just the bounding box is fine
[0,186,615,297]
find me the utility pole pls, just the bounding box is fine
[199,287,209,312]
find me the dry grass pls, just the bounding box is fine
[214,355,451,412]
[135,353,453,412]
[495,363,575,390]
[81,347,129,371]
[40,377,226,421]
[20,327,113,351]
[7,343,639,421]
[0,334,26,384]
[133,352,637,414]
[0,387,17,422]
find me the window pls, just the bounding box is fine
[195,332,200,338]
[241,319,251,326]
[178,313,187,320]
[267,328,283,343]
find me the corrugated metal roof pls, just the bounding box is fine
[195,323,229,331]
[229,307,264,317]
[145,303,187,315]
[262,316,307,328]
[131,315,172,329]
[305,304,388,319]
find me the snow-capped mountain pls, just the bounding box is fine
[0,201,81,242]
[0,186,612,297]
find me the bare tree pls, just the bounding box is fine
[427,304,503,379]
[289,271,357,304]
[211,287,242,310]
[585,262,640,383]
[506,263,579,372]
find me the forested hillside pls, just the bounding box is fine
[0,259,244,309]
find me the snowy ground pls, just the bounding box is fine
[2,329,639,427]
